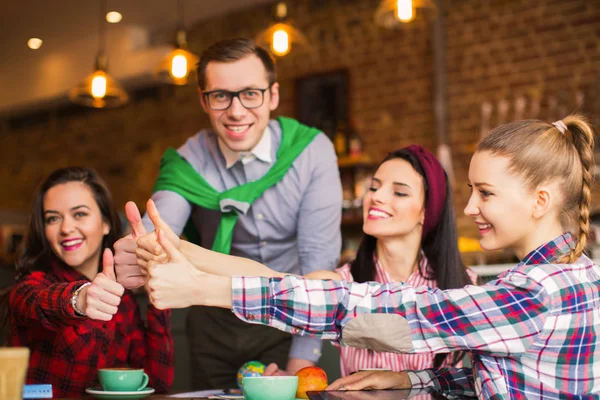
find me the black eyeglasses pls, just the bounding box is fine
[202,88,270,111]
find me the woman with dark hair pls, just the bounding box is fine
[0,167,173,398]
[318,145,476,375]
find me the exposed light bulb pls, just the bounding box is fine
[171,54,188,79]
[27,38,43,50]
[396,0,414,22]
[271,29,290,56]
[106,11,122,23]
[91,73,107,99]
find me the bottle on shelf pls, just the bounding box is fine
[341,172,354,219]
[334,120,348,157]
[347,120,362,158]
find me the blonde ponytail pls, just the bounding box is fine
[559,115,595,262]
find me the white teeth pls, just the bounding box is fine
[479,224,492,229]
[62,239,83,246]
[228,125,249,132]
[369,210,391,218]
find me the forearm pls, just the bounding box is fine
[196,274,234,309]
[181,241,285,278]
[10,280,85,329]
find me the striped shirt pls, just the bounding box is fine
[336,258,477,376]
[231,233,600,399]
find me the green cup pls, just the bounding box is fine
[242,376,298,400]
[98,368,149,392]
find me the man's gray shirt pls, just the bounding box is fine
[143,119,342,362]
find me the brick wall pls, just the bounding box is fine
[1,0,599,240]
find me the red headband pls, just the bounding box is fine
[403,145,448,239]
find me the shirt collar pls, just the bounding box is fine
[519,232,576,266]
[218,125,273,169]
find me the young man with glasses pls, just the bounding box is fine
[113,38,342,390]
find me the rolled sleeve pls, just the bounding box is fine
[231,275,342,341]
[231,276,273,326]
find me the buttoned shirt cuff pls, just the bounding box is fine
[231,276,272,325]
[232,276,323,363]
[289,335,323,363]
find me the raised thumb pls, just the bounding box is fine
[147,199,167,232]
[102,248,116,281]
[125,201,147,238]
[157,229,182,262]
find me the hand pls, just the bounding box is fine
[146,229,205,310]
[79,248,125,321]
[136,199,181,267]
[326,371,412,391]
[263,363,292,377]
[114,201,148,289]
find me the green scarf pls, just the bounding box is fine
[153,116,320,254]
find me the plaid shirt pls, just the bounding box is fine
[9,262,174,398]
[232,233,600,399]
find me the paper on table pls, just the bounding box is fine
[169,389,224,397]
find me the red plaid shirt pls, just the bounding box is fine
[9,262,174,398]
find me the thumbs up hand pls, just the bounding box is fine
[113,201,149,289]
[78,248,126,321]
[146,230,204,310]
[136,199,181,267]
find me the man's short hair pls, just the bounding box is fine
[196,38,277,90]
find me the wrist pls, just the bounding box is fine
[397,371,412,389]
[201,274,232,308]
[71,282,91,316]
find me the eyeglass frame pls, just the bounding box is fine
[201,87,272,111]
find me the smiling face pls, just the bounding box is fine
[43,181,109,277]
[464,151,540,257]
[362,158,426,240]
[200,54,279,152]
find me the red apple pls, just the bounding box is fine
[295,366,328,399]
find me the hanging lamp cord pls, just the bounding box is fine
[95,0,108,70]
[176,0,187,48]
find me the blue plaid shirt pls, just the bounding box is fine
[232,233,600,399]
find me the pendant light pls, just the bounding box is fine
[156,0,199,85]
[69,0,128,108]
[374,0,438,28]
[256,2,309,57]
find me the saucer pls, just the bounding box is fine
[85,387,155,400]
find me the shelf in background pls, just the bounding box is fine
[341,215,363,226]
[337,154,374,168]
